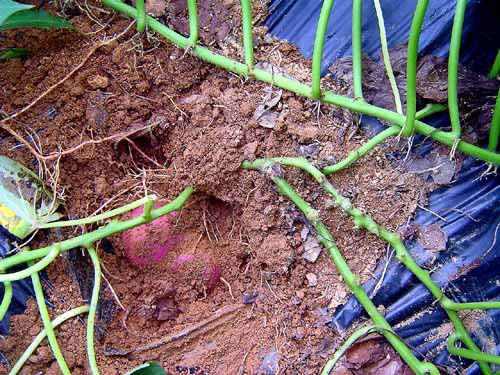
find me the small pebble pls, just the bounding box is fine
[302,236,322,263]
[242,291,259,304]
[291,296,302,305]
[292,327,306,341]
[306,273,318,287]
[87,74,109,89]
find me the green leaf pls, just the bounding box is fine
[0,155,61,239]
[0,0,34,26]
[0,48,28,60]
[0,9,75,31]
[124,362,167,375]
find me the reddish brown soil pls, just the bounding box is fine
[0,1,431,374]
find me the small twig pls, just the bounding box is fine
[124,137,164,168]
[449,138,460,160]
[102,273,126,311]
[162,93,188,118]
[203,210,213,243]
[89,181,142,216]
[108,304,245,356]
[481,220,500,260]
[372,247,394,296]
[416,204,447,223]
[49,122,159,161]
[441,208,480,223]
[407,162,445,176]
[244,186,258,210]
[238,345,254,375]
[220,277,235,300]
[191,232,204,252]
[100,262,125,282]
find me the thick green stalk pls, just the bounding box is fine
[322,125,399,175]
[101,0,500,166]
[8,305,90,375]
[0,280,12,320]
[86,246,101,375]
[244,157,496,374]
[488,86,500,152]
[402,0,429,136]
[0,246,59,282]
[135,0,146,32]
[0,187,193,271]
[416,103,448,120]
[489,50,500,79]
[242,163,438,375]
[39,195,156,229]
[187,0,198,45]
[321,325,378,375]
[447,0,467,138]
[240,0,254,67]
[373,0,402,114]
[30,262,71,375]
[351,0,363,99]
[312,0,335,98]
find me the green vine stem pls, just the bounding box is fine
[243,157,498,374]
[311,0,335,98]
[101,0,500,166]
[447,0,467,138]
[321,325,378,375]
[442,300,500,311]
[135,0,146,32]
[402,0,429,137]
[415,103,448,120]
[187,0,198,45]
[0,189,192,374]
[86,246,101,375]
[322,125,400,175]
[489,49,500,79]
[0,246,59,282]
[29,257,71,375]
[0,187,193,272]
[373,0,403,114]
[8,305,89,375]
[39,195,157,229]
[240,0,254,67]
[0,279,12,320]
[488,86,500,152]
[351,0,363,99]
[242,161,439,375]
[448,333,500,367]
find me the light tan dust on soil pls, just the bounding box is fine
[0,1,432,374]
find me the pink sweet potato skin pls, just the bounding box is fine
[121,204,182,268]
[121,204,222,291]
[172,253,221,291]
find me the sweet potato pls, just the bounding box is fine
[121,204,182,267]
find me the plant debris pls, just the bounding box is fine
[417,223,448,253]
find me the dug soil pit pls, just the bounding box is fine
[0,1,434,374]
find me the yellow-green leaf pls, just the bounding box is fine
[0,156,60,239]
